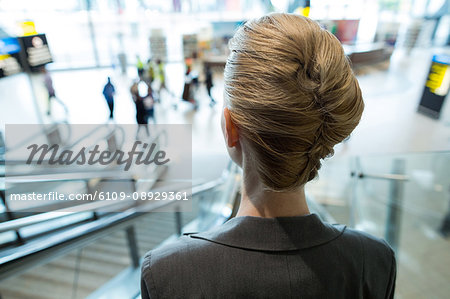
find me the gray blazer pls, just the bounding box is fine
[141,214,396,298]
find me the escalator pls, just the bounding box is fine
[0,122,234,298]
[0,158,241,299]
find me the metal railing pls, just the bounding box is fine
[351,158,409,251]
[0,169,235,281]
[0,160,238,281]
[0,122,127,167]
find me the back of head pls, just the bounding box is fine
[224,13,364,191]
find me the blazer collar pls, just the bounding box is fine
[187,214,346,251]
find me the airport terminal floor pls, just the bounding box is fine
[1,2,450,298]
[1,45,449,299]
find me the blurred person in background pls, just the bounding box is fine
[136,55,145,78]
[181,65,198,110]
[146,59,155,84]
[131,79,150,138]
[102,77,116,119]
[41,66,68,116]
[156,59,166,98]
[144,84,156,124]
[205,65,216,106]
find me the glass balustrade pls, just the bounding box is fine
[307,151,450,299]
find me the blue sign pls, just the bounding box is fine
[0,37,21,55]
[432,54,450,66]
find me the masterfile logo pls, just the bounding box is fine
[26,141,170,171]
[4,124,192,213]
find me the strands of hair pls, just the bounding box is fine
[224,13,364,191]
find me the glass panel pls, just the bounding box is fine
[307,151,450,298]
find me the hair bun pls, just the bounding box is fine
[224,13,364,191]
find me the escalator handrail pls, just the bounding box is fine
[1,122,130,164]
[67,123,166,152]
[3,122,72,153]
[78,124,127,155]
[4,168,140,181]
[0,199,176,273]
[65,122,117,149]
[0,174,226,234]
[0,165,137,179]
[0,172,234,280]
[350,171,409,181]
[0,127,164,174]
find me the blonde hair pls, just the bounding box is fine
[224,13,364,191]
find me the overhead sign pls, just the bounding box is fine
[293,0,310,17]
[0,38,22,78]
[18,34,53,71]
[0,54,22,78]
[0,37,21,55]
[418,54,450,119]
[20,20,38,36]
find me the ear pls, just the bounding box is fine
[223,107,239,147]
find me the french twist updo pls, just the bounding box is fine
[224,13,364,191]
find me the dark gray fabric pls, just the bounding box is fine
[141,214,396,299]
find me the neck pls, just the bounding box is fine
[236,176,310,218]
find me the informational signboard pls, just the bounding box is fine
[20,20,38,36]
[149,29,167,61]
[18,34,53,71]
[0,37,21,55]
[0,37,22,78]
[182,34,198,59]
[418,54,450,119]
[0,55,22,78]
[293,0,310,16]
